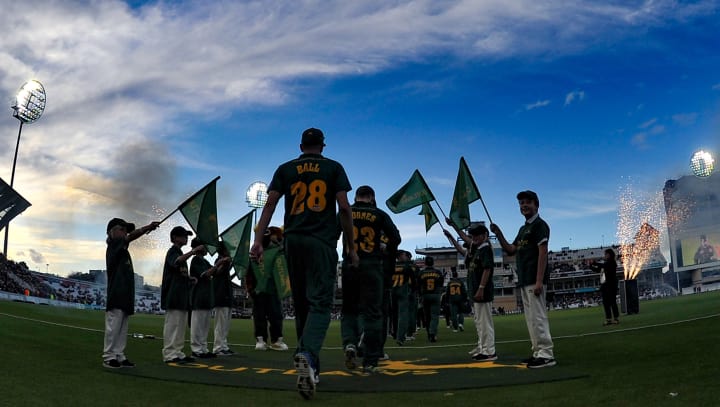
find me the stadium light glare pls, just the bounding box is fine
[690,150,714,178]
[246,181,268,208]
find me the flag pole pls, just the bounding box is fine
[478,194,493,225]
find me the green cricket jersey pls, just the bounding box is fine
[268,153,351,247]
[512,214,550,287]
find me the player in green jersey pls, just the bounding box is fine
[339,185,400,373]
[418,256,444,342]
[250,128,358,399]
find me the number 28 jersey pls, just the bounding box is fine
[268,153,351,247]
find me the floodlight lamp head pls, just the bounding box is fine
[12,79,46,124]
[690,150,714,178]
[246,181,268,208]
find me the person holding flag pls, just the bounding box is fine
[491,190,556,368]
[161,226,203,363]
[444,222,497,361]
[212,241,235,356]
[250,127,358,400]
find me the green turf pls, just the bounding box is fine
[1,292,718,406]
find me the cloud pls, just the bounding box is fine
[525,100,551,110]
[638,118,658,129]
[713,83,720,90]
[672,112,698,126]
[564,90,585,106]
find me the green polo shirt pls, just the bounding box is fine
[105,237,135,314]
[190,256,214,310]
[161,245,191,311]
[512,214,550,287]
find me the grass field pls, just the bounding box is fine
[1,291,718,406]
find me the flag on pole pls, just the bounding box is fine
[449,157,480,229]
[0,177,32,232]
[419,202,439,232]
[386,169,435,214]
[219,209,254,278]
[179,176,220,255]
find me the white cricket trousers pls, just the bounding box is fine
[190,309,212,354]
[521,284,554,359]
[213,306,231,353]
[162,309,188,361]
[103,309,129,362]
[472,301,495,355]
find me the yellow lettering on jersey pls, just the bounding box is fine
[296,163,320,174]
[352,211,377,222]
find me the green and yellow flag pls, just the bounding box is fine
[419,202,439,232]
[449,157,480,229]
[219,209,254,277]
[179,176,220,255]
[250,244,291,299]
[386,169,435,214]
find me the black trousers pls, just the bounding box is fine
[601,283,619,319]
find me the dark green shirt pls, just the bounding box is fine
[419,267,444,295]
[190,256,214,310]
[467,242,494,302]
[268,153,351,247]
[161,245,191,311]
[212,260,233,308]
[342,201,401,259]
[512,214,550,287]
[392,261,415,289]
[446,277,467,303]
[105,237,135,314]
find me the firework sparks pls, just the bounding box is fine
[616,183,666,279]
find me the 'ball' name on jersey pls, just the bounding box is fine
[296,163,320,174]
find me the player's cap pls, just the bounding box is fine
[170,226,193,239]
[516,190,539,205]
[301,127,326,146]
[190,237,203,248]
[356,185,375,197]
[468,224,489,236]
[107,218,135,234]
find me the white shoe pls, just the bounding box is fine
[270,337,289,351]
[468,346,482,356]
[255,337,267,351]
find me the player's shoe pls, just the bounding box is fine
[458,324,464,332]
[471,353,497,362]
[270,337,289,351]
[361,365,382,375]
[294,352,318,400]
[215,349,234,356]
[468,346,482,356]
[255,337,267,351]
[406,335,416,341]
[429,334,437,343]
[527,357,556,368]
[120,359,136,368]
[344,344,357,370]
[379,353,390,361]
[103,359,122,369]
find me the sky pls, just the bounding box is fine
[1,0,718,286]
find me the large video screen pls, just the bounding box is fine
[664,173,720,272]
[674,229,720,269]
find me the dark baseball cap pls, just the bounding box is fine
[190,237,203,248]
[301,127,325,146]
[516,190,539,205]
[170,226,193,238]
[106,218,135,234]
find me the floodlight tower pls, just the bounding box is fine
[4,80,46,256]
[245,181,268,225]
